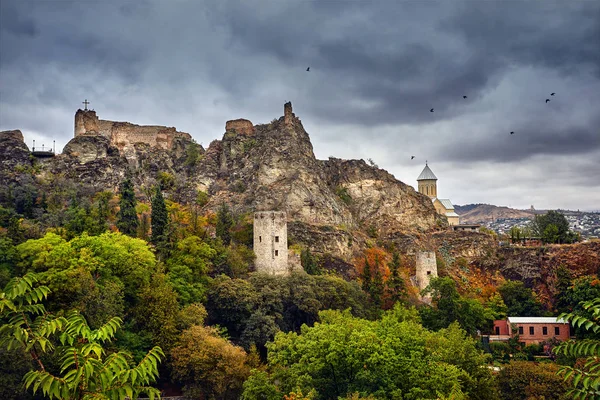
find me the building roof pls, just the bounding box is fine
[508,317,568,324]
[438,199,455,210]
[417,164,437,181]
[445,212,460,217]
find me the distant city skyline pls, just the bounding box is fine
[1,1,599,210]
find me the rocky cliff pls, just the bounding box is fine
[0,104,443,262]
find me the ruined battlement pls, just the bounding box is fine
[284,101,299,126]
[225,119,254,136]
[74,109,191,153]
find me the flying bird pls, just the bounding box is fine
[306,67,310,72]
[510,131,515,135]
[546,99,550,103]
[463,95,467,99]
[430,108,434,112]
[551,92,555,96]
[411,156,415,160]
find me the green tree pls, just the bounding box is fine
[258,306,496,400]
[498,280,543,317]
[16,232,157,311]
[532,210,579,244]
[23,312,164,400]
[301,248,320,275]
[420,277,495,335]
[498,361,568,400]
[216,203,234,245]
[509,226,522,243]
[1,274,164,400]
[543,224,560,244]
[555,276,600,339]
[171,325,251,400]
[0,273,65,372]
[387,252,407,305]
[90,190,113,235]
[184,143,202,168]
[133,273,180,352]
[166,236,216,305]
[555,298,600,399]
[150,185,169,255]
[116,173,139,237]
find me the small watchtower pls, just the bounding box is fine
[415,251,437,298]
[253,211,289,275]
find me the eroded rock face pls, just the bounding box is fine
[0,130,32,181]
[322,158,440,235]
[1,104,443,263]
[1,129,24,142]
[63,135,117,163]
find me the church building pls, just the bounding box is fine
[417,163,460,226]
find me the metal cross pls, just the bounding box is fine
[82,99,90,110]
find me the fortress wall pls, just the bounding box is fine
[97,120,114,138]
[74,109,191,152]
[225,119,254,135]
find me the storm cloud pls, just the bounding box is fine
[1,0,599,210]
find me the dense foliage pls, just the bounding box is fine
[1,172,597,399]
[244,306,497,399]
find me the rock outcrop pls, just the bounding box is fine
[0,130,32,180]
[1,103,443,262]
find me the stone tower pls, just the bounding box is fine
[74,109,100,137]
[284,102,294,125]
[253,211,289,275]
[417,162,438,198]
[415,251,437,293]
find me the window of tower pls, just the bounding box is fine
[259,236,262,243]
[427,271,431,275]
[275,236,279,242]
[275,250,279,256]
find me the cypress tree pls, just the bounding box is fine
[215,204,233,245]
[151,185,168,249]
[387,252,406,305]
[361,256,372,295]
[371,255,385,309]
[116,174,139,237]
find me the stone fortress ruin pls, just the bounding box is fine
[74,106,192,157]
[224,101,300,136]
[253,211,291,275]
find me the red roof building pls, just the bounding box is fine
[490,317,571,345]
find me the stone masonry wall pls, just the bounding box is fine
[416,250,437,291]
[225,119,254,136]
[74,109,191,154]
[253,211,289,275]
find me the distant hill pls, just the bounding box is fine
[455,203,534,224]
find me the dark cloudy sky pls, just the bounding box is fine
[1,0,599,211]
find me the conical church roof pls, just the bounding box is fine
[417,163,437,181]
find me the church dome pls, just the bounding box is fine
[417,164,437,181]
